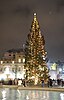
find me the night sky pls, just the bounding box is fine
[0,0,64,61]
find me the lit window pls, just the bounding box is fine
[12,61,14,64]
[23,58,25,63]
[1,61,3,64]
[18,59,21,63]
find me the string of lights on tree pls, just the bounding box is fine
[24,13,49,85]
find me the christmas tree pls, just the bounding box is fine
[24,13,49,85]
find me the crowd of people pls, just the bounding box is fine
[0,78,64,87]
[0,78,26,87]
[42,78,64,87]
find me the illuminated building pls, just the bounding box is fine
[0,48,25,81]
[0,13,64,83]
[47,60,64,80]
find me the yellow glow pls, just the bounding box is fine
[4,67,15,79]
[4,67,9,74]
[0,74,7,80]
[1,61,3,64]
[34,13,36,16]
[8,74,15,79]
[51,63,57,70]
[12,61,14,64]
[23,58,25,63]
[34,75,38,85]
[18,58,21,63]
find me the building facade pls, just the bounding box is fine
[0,49,64,81]
[47,60,64,80]
[0,48,25,81]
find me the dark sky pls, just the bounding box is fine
[0,0,64,61]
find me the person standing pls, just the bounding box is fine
[42,79,44,87]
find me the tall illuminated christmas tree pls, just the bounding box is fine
[24,13,49,85]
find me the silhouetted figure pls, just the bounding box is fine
[42,80,44,87]
[47,80,50,87]
[8,79,12,85]
[49,79,53,87]
[22,79,26,87]
[57,79,61,86]
[62,80,64,87]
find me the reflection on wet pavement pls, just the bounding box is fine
[0,88,64,100]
